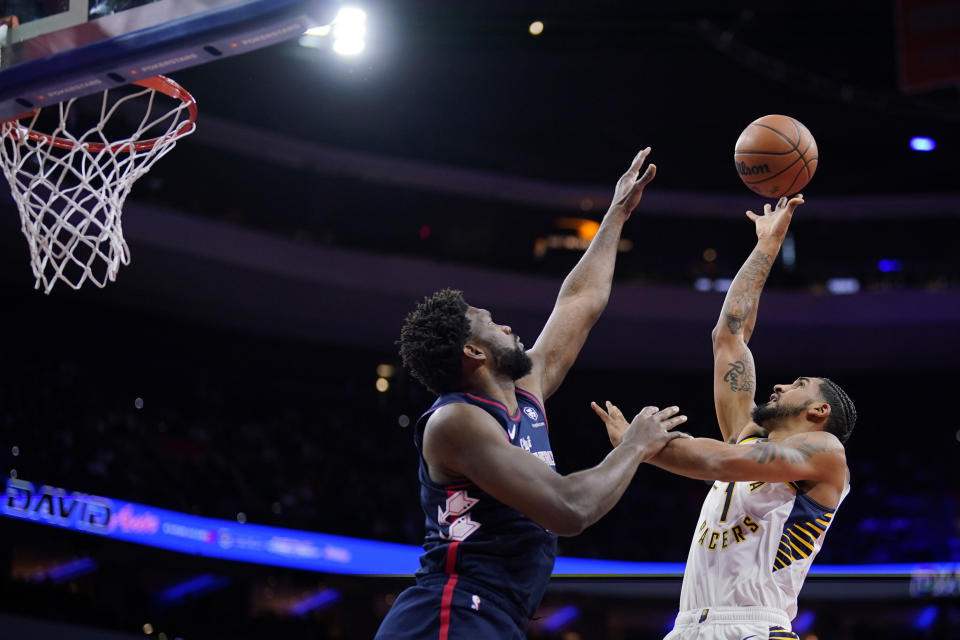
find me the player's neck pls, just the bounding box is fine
[463,371,519,414]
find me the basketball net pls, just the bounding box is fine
[0,76,197,293]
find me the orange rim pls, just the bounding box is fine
[1,75,198,153]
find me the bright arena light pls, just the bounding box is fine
[299,8,367,54]
[529,21,544,36]
[332,7,367,56]
[909,136,935,152]
[304,24,332,37]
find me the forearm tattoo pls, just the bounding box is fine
[722,249,773,335]
[723,358,755,393]
[742,435,831,465]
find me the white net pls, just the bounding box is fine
[0,77,196,293]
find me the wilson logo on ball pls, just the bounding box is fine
[736,161,771,176]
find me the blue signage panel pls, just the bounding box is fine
[3,477,420,574]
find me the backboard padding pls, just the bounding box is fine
[0,0,335,120]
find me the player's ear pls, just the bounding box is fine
[463,341,486,362]
[807,402,831,422]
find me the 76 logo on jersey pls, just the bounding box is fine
[438,490,481,541]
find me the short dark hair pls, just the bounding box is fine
[398,289,471,395]
[817,377,857,443]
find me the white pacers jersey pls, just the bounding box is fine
[678,436,849,620]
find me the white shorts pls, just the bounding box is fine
[664,606,798,640]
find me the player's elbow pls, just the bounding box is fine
[542,501,589,537]
[552,520,586,537]
[711,324,744,354]
[539,490,594,536]
[581,298,609,327]
[557,510,591,537]
[711,322,728,341]
[710,324,728,350]
[535,513,584,537]
[560,287,608,317]
[711,323,723,344]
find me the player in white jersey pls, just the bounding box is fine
[593,194,857,640]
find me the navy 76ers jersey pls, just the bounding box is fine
[413,388,558,621]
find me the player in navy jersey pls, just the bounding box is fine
[593,195,857,639]
[375,148,689,639]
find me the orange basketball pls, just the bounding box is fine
[734,115,818,198]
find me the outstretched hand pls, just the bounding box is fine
[746,194,804,242]
[591,401,690,460]
[609,147,656,220]
[591,400,631,447]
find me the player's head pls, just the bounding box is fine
[751,376,857,442]
[398,289,531,395]
[462,305,532,382]
[816,377,857,443]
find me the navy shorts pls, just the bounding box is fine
[375,575,527,640]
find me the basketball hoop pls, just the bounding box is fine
[0,75,197,293]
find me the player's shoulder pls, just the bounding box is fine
[422,401,506,484]
[429,400,492,427]
[786,431,849,493]
[784,429,845,449]
[783,430,847,464]
[426,401,503,443]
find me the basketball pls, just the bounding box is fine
[734,114,818,198]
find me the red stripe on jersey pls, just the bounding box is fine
[465,393,521,421]
[445,540,460,573]
[440,542,461,640]
[439,572,459,640]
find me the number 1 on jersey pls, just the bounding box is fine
[719,482,735,523]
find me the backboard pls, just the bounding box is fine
[0,0,337,121]
[0,0,336,293]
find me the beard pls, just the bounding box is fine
[751,400,807,427]
[493,341,533,380]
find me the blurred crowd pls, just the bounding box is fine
[3,321,958,567]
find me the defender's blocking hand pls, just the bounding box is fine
[609,147,656,220]
[592,401,689,459]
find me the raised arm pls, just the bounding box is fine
[423,401,686,536]
[521,148,656,401]
[712,195,804,443]
[649,432,846,489]
[592,401,846,503]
